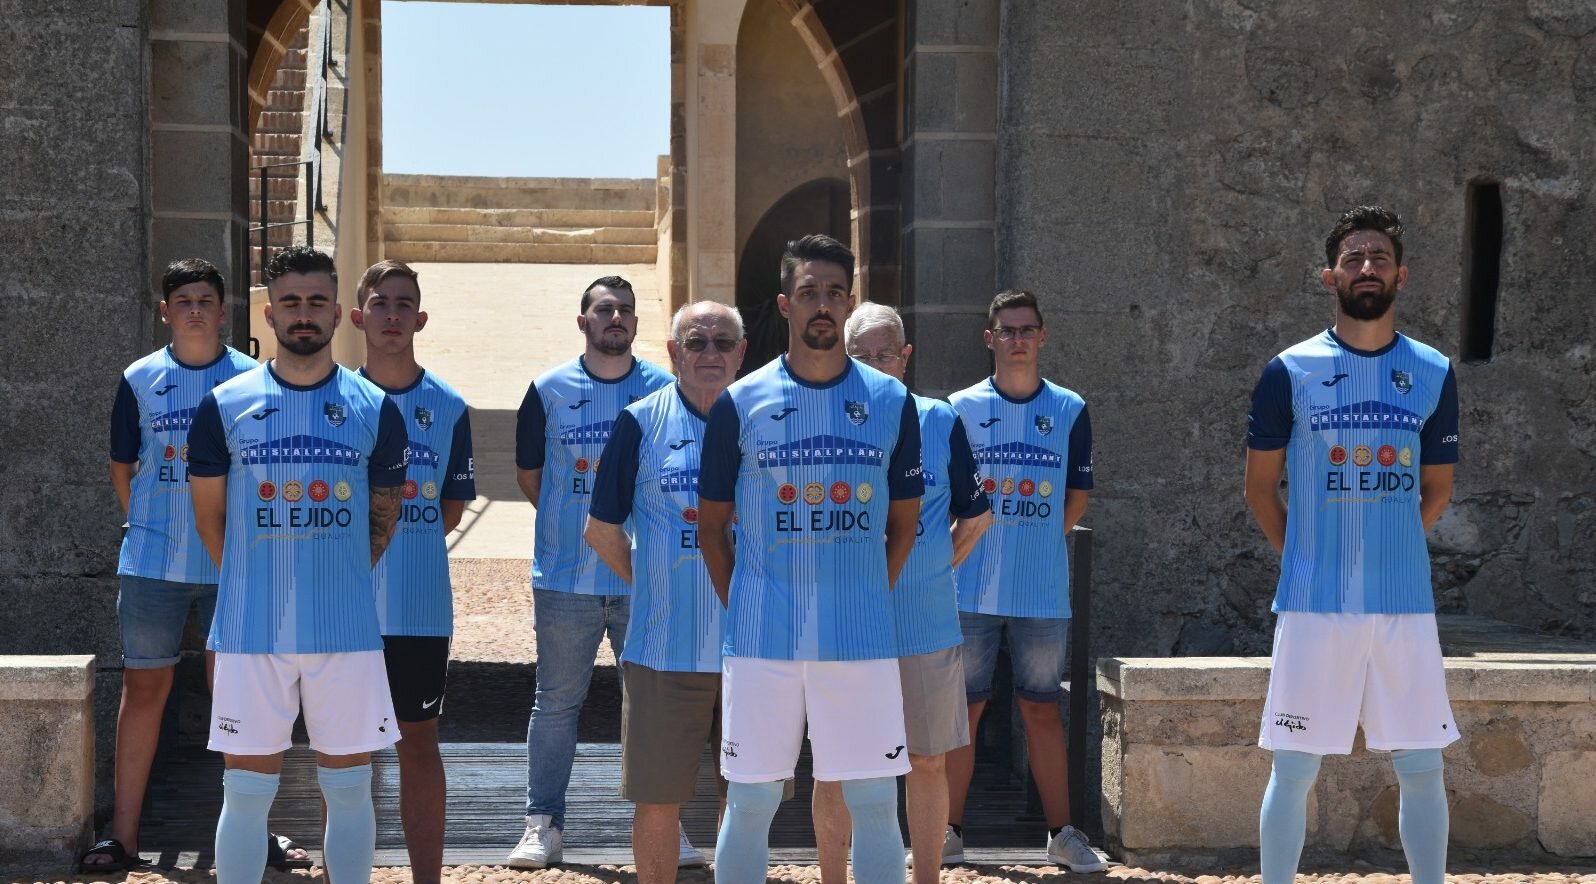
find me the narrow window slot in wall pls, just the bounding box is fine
[1461,180,1502,364]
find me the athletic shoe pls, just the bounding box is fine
[1046,826,1108,872]
[507,814,562,868]
[940,825,965,865]
[678,824,708,868]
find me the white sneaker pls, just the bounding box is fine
[507,814,562,868]
[1046,825,1107,872]
[940,825,965,865]
[677,824,708,868]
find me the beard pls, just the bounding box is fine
[589,324,634,356]
[1337,278,1396,321]
[276,325,331,356]
[800,320,838,351]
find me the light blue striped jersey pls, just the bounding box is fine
[893,396,989,656]
[699,356,924,662]
[188,363,408,653]
[952,377,1093,618]
[516,356,673,595]
[111,346,257,582]
[360,368,476,637]
[1247,329,1459,614]
[590,384,721,673]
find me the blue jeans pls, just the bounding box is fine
[118,575,217,668]
[958,611,1068,703]
[526,588,629,825]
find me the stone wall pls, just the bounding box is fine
[997,0,1596,656]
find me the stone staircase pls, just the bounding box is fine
[383,174,659,264]
[247,26,313,286]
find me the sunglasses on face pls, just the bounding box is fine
[680,337,740,352]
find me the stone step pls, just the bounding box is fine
[265,88,306,111]
[272,67,306,90]
[250,132,302,154]
[382,206,655,229]
[383,241,658,265]
[384,174,655,212]
[385,223,657,246]
[255,111,302,135]
[280,48,308,71]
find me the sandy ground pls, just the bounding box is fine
[447,558,615,667]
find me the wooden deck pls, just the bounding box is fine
[140,741,1045,868]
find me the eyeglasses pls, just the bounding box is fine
[852,351,903,365]
[992,325,1041,342]
[679,337,740,353]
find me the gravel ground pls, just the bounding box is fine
[9,863,1596,884]
[448,558,617,667]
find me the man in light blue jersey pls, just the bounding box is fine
[187,246,409,884]
[1245,206,1460,884]
[813,302,991,884]
[945,290,1102,871]
[352,259,475,884]
[698,235,924,884]
[85,259,260,873]
[586,300,748,884]
[510,275,673,867]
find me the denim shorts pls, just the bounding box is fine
[117,575,217,668]
[958,611,1068,703]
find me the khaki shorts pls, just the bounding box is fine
[620,662,724,804]
[901,646,970,757]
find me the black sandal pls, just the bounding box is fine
[78,838,148,873]
[267,832,315,870]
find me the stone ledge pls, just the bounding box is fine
[1100,656,1596,703]
[0,655,95,701]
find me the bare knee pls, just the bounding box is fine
[1016,697,1061,726]
[121,666,175,704]
[908,753,945,776]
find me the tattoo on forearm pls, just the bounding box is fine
[370,486,403,565]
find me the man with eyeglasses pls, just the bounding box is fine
[510,276,673,868]
[585,300,748,884]
[811,302,991,884]
[944,289,1102,871]
[698,235,924,884]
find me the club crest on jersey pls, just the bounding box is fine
[414,407,433,431]
[1034,414,1054,436]
[1391,370,1412,394]
[324,402,347,427]
[845,400,868,425]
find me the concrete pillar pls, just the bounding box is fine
[150,0,252,346]
[685,0,747,305]
[900,0,1000,394]
[0,656,97,869]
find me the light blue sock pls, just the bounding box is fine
[715,780,784,884]
[1392,749,1448,884]
[216,769,279,884]
[318,764,376,884]
[1259,750,1321,884]
[841,777,903,884]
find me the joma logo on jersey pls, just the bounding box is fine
[414,407,433,430]
[324,403,346,427]
[154,384,178,396]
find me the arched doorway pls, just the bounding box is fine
[735,177,850,375]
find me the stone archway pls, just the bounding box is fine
[248,0,320,133]
[735,177,851,374]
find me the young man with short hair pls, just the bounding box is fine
[352,259,476,884]
[85,259,259,872]
[1246,206,1459,884]
[188,246,408,884]
[945,290,1102,871]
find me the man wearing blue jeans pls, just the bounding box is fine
[944,290,1105,871]
[510,276,672,867]
[85,259,259,873]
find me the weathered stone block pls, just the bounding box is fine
[0,656,95,868]
[913,0,999,46]
[905,310,991,395]
[151,39,237,126]
[1539,751,1596,856]
[153,129,247,216]
[150,0,245,36]
[1116,744,1274,848]
[1449,792,1533,848]
[903,225,994,309]
[1469,718,1535,777]
[909,138,995,223]
[909,50,998,135]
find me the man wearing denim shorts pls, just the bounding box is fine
[86,259,258,872]
[945,289,1104,871]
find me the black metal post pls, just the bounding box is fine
[306,161,315,250]
[257,166,269,283]
[1068,526,1093,827]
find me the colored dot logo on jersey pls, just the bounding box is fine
[594,458,601,473]
[1399,447,1413,468]
[1377,445,1398,467]
[1019,478,1036,497]
[308,479,330,503]
[574,458,590,473]
[403,480,419,500]
[180,444,189,462]
[282,480,304,503]
[682,507,699,524]
[1001,477,1016,496]
[1329,445,1348,466]
[777,483,799,504]
[983,477,997,494]
[163,444,176,461]
[856,482,874,504]
[258,481,277,502]
[830,481,852,505]
[803,482,826,505]
[1039,479,1053,498]
[1352,445,1374,467]
[334,480,353,502]
[421,481,438,500]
